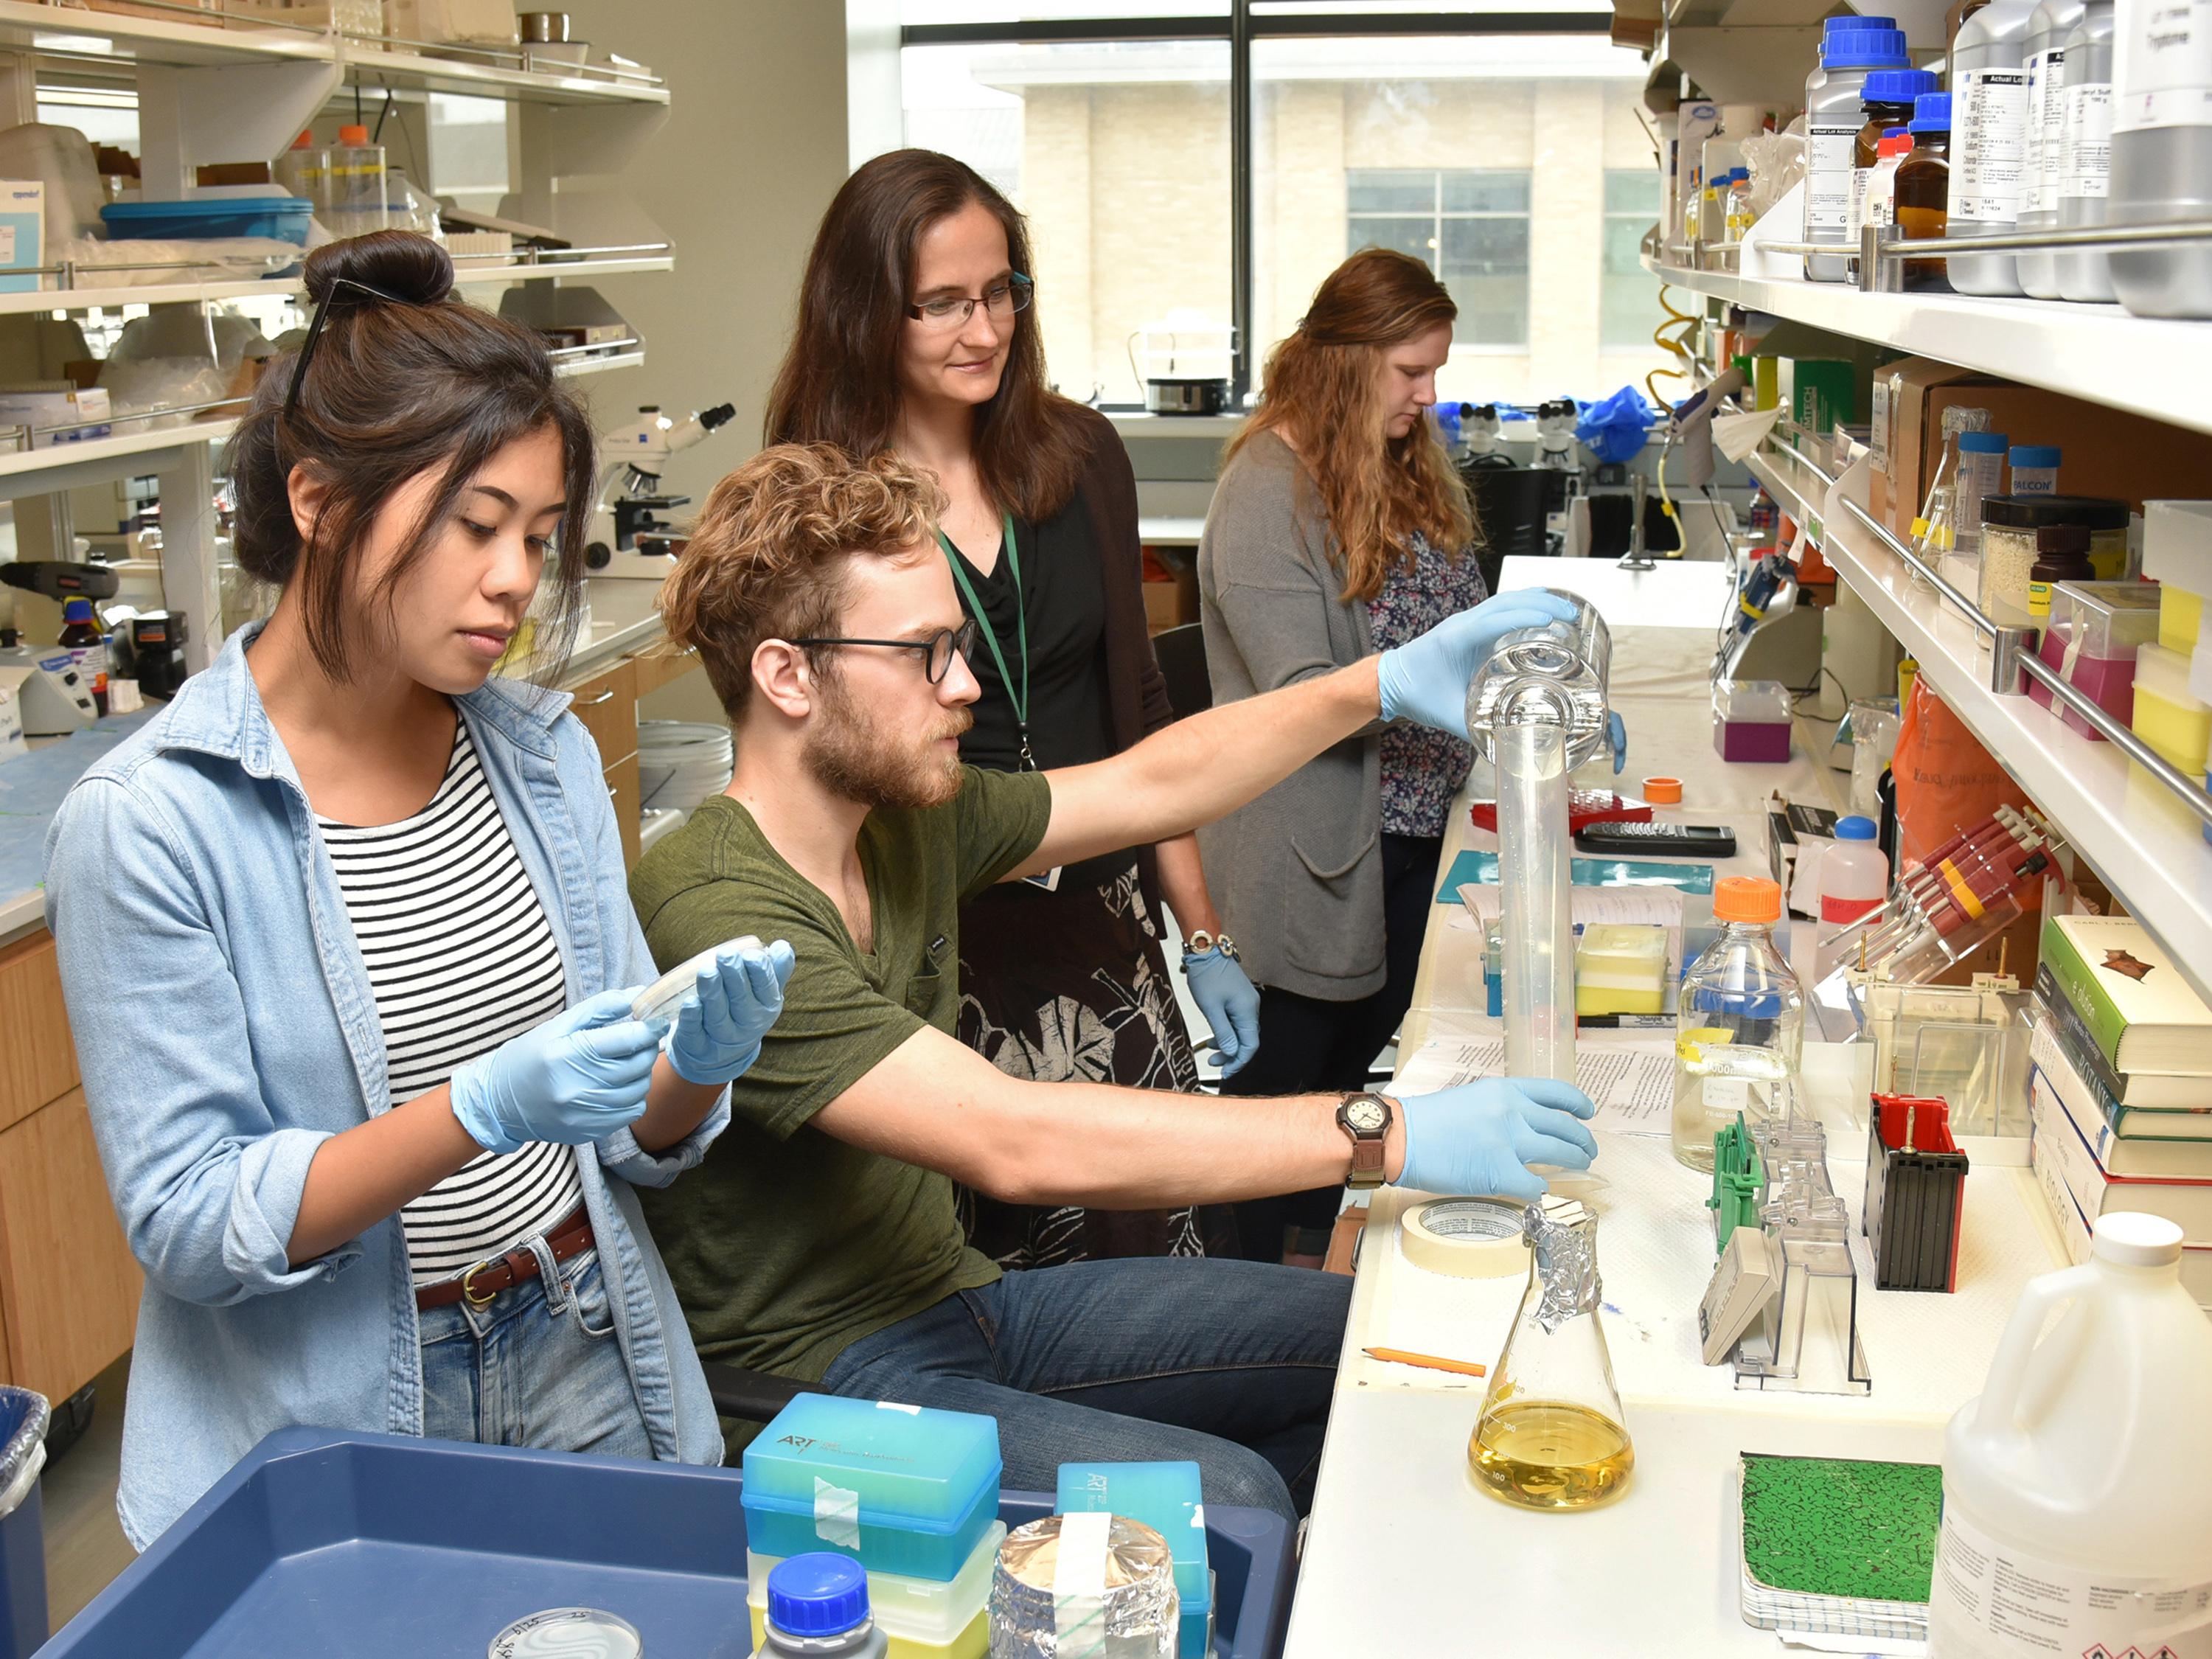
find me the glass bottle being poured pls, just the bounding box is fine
[1470,1198,1635,1510]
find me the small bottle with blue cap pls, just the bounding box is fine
[755,1554,888,1658]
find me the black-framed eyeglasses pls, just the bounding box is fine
[790,619,980,684]
[282,276,407,426]
[905,273,1033,330]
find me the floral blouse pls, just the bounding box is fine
[1366,530,1490,838]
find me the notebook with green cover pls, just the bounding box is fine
[2039,914,2212,1076]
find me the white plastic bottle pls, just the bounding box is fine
[1813,815,1888,980]
[1947,0,2039,295]
[1805,18,1911,280]
[273,128,321,205]
[1926,1213,2212,1658]
[2108,0,2212,316]
[2055,0,2118,301]
[2020,0,2087,296]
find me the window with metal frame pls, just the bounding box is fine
[1346,169,1531,350]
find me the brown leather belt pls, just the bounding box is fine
[416,1205,594,1312]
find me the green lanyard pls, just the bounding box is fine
[937,510,1034,770]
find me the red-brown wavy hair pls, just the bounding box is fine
[1228,247,1475,602]
[765,149,1093,524]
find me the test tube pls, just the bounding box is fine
[2008,445,2060,497]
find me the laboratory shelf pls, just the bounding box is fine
[0,417,234,488]
[341,42,669,106]
[1748,439,2212,1009]
[0,254,673,319]
[1644,252,2212,439]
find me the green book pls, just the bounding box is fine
[2039,913,2212,1077]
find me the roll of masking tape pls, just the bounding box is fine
[1399,1197,1531,1278]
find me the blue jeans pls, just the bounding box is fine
[819,1258,1350,1524]
[419,1246,653,1456]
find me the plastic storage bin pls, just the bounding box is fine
[1574,924,1669,1015]
[2132,641,2212,773]
[742,1394,1000,1582]
[0,1389,47,1659]
[2029,580,2163,736]
[1057,1461,1211,1659]
[40,1429,1298,1659]
[100,196,313,246]
[747,1523,1004,1659]
[1713,678,1793,762]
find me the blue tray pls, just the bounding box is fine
[43,1430,1296,1658]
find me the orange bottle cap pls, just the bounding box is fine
[1713,875,1782,924]
[1642,776,1683,804]
[290,130,315,150]
[338,124,370,146]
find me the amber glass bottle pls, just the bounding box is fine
[1893,92,1952,291]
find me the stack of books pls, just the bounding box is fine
[2028,913,2212,1309]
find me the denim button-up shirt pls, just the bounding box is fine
[42,623,729,1548]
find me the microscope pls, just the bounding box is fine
[584,401,737,579]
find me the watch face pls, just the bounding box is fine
[1345,1097,1388,1135]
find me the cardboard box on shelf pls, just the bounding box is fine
[1870,358,1993,532]
[1776,358,1865,442]
[383,0,518,46]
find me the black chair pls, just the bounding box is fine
[1151,622,1211,721]
[702,1359,806,1422]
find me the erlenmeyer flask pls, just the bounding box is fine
[1469,1200,1635,1511]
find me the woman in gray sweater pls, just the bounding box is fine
[1198,248,1534,1264]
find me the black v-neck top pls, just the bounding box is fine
[943,487,1113,776]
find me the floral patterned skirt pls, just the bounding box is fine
[954,859,1240,1267]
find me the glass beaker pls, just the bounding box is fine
[1469,1200,1635,1511]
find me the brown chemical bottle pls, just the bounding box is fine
[1851,69,1937,232]
[1893,91,1953,291]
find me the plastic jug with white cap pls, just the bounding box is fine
[1926,1212,2212,1658]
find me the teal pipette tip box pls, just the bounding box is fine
[742,1394,1002,1582]
[1057,1460,1211,1658]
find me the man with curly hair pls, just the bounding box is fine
[631,441,1599,1522]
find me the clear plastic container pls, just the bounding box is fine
[742,1395,1003,1582]
[749,1526,1003,1659]
[990,1516,1177,1659]
[2021,0,2089,297]
[2056,0,2118,301]
[1804,23,1912,280]
[2108,0,2212,316]
[1575,924,1669,1016]
[274,128,321,204]
[1978,496,2085,626]
[2141,498,2212,592]
[1711,677,1793,763]
[1947,0,2039,296]
[1953,431,2011,557]
[2030,578,2161,734]
[2008,444,2061,494]
[321,122,388,240]
[1927,1215,2212,1658]
[2132,641,2212,771]
[1672,877,1805,1172]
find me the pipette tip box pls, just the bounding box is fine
[1057,1461,1212,1658]
[1861,1093,1968,1293]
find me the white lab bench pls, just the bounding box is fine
[1281,604,2070,1658]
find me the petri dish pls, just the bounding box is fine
[489,1607,642,1658]
[630,934,763,1026]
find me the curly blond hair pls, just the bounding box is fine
[661,442,947,720]
[1228,248,1474,604]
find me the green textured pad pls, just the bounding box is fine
[1739,1453,1942,1603]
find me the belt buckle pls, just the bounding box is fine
[459,1259,501,1310]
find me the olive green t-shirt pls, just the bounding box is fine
[630,766,1053,1392]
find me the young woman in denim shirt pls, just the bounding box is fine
[42,233,789,1548]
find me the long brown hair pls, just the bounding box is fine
[226,231,597,683]
[1228,247,1474,602]
[764,148,1093,524]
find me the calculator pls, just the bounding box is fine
[1573,821,1738,858]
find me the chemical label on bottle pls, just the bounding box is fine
[1848,163,1873,238]
[2066,79,2115,194]
[2024,47,2068,215]
[1952,68,2030,220]
[1929,1506,2212,1658]
[1806,125,1861,233]
[2114,0,2212,131]
[1818,893,1883,925]
[1869,377,1893,473]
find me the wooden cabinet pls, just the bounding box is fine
[0,1092,139,1405]
[0,933,78,1135]
[569,661,639,772]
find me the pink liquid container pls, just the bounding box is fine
[2028,580,2162,738]
[1712,678,1792,763]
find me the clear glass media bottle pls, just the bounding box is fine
[1470,1200,1634,1512]
[1672,877,1804,1171]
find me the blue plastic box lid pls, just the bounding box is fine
[742,1395,1001,1534]
[101,197,312,229]
[1056,1461,1209,1610]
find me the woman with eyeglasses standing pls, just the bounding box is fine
[766,149,1257,1267]
[41,232,789,1548]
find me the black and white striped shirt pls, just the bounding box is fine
[319,722,584,1287]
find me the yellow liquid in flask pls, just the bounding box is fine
[1468,1399,1635,1510]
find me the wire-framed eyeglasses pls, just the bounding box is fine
[790,619,980,684]
[282,275,407,426]
[905,273,1033,332]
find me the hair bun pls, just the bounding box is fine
[303,229,455,308]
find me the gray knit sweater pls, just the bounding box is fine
[1196,430,1388,1002]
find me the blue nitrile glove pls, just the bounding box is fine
[1609,710,1629,776]
[1394,1077,1600,1203]
[450,989,666,1156]
[1377,590,1582,740]
[667,937,797,1085]
[1184,945,1262,1078]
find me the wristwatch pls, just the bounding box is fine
[1183,930,1239,961]
[1336,1091,1396,1191]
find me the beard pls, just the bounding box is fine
[803,673,972,812]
